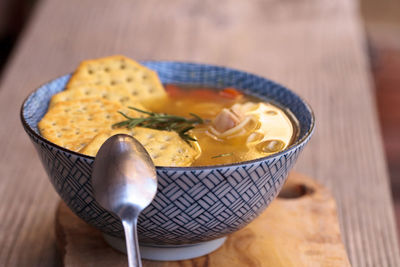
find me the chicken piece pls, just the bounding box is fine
[212,108,243,132]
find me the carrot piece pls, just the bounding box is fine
[219,87,243,99]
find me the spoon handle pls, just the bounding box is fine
[122,217,142,267]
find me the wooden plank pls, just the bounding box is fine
[0,0,399,266]
[57,173,351,267]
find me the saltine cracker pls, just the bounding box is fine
[66,55,167,107]
[80,128,200,167]
[38,98,146,152]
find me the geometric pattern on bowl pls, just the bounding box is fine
[21,62,314,245]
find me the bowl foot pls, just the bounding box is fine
[103,233,227,261]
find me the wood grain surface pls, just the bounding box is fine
[0,0,399,266]
[57,173,351,267]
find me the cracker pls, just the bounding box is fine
[79,128,200,167]
[50,85,139,107]
[38,98,146,152]
[66,55,167,107]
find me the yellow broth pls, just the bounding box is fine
[151,85,297,166]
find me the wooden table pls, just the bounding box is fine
[0,0,399,266]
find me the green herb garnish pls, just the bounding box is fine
[211,153,234,159]
[113,107,203,144]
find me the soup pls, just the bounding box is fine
[150,85,297,166]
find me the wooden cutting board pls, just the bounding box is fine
[55,172,351,266]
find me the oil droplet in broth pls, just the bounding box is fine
[256,139,285,153]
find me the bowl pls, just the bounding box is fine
[21,62,314,260]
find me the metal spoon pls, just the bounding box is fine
[92,134,158,267]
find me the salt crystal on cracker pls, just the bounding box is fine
[66,55,167,107]
[38,98,146,152]
[79,128,200,167]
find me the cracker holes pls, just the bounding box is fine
[119,97,128,103]
[126,77,133,83]
[132,91,138,96]
[110,80,117,86]
[119,60,126,69]
[104,67,110,73]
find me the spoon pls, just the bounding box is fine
[92,134,158,267]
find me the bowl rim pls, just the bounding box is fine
[20,61,315,171]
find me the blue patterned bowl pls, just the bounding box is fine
[21,62,314,247]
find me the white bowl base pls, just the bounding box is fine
[103,233,227,261]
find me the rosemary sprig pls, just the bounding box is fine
[113,107,204,144]
[211,153,234,159]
